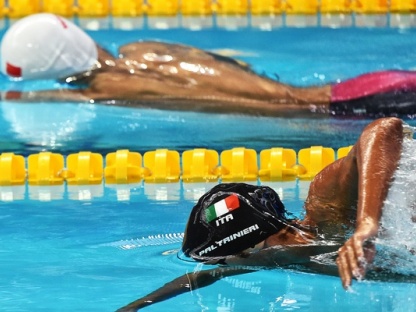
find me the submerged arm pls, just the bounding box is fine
[116,243,342,312]
[115,267,254,312]
[2,89,92,102]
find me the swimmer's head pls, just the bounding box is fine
[182,183,288,262]
[1,13,98,80]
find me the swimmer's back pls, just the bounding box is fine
[86,41,316,113]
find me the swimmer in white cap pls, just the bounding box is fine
[3,13,416,118]
[1,13,98,80]
[117,117,416,311]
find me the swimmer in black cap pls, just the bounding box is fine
[3,14,416,118]
[117,117,411,312]
[181,183,299,262]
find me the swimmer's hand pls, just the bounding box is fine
[336,219,377,289]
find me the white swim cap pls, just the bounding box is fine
[1,13,98,80]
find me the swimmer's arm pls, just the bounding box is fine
[1,89,92,102]
[116,245,342,311]
[115,267,254,312]
[313,117,404,289]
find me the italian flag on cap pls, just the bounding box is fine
[205,194,240,222]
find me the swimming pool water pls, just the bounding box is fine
[0,103,378,155]
[1,182,415,311]
[1,25,416,311]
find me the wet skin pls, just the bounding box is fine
[5,41,331,116]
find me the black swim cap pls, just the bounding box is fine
[182,183,288,261]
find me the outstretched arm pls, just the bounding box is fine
[115,243,343,312]
[115,267,254,312]
[1,89,91,102]
[306,117,404,289]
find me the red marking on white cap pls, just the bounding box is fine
[55,15,68,29]
[6,62,22,77]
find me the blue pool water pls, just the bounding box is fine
[1,24,416,311]
[2,182,416,311]
[1,27,416,154]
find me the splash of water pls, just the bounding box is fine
[95,232,184,250]
[375,138,416,275]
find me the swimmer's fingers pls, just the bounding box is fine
[337,234,369,289]
[337,217,379,289]
[336,238,358,289]
[336,245,353,289]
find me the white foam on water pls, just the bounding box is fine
[375,138,416,275]
[94,232,185,250]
